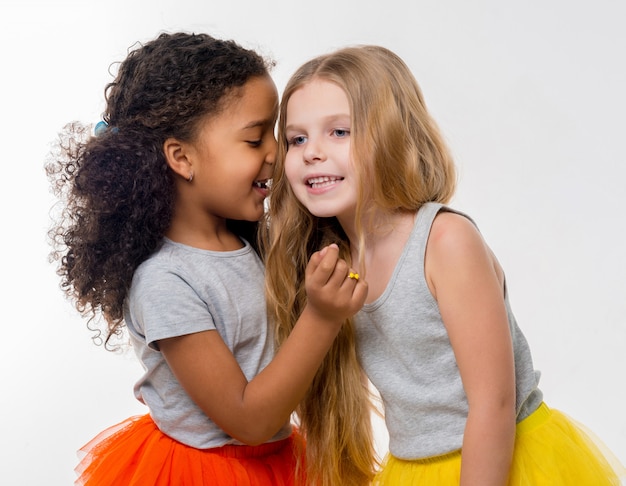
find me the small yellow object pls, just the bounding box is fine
[348,272,359,281]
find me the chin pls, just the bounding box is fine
[309,209,339,219]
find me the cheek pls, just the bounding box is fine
[283,156,300,188]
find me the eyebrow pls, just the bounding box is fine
[285,114,350,132]
[242,100,279,130]
[242,116,278,131]
[243,119,271,129]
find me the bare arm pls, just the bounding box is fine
[426,212,516,486]
[159,244,367,445]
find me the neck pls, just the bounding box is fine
[341,210,416,271]
[166,206,242,252]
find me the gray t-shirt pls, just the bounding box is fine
[124,237,292,449]
[355,203,543,459]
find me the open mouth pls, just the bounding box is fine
[253,179,272,189]
[306,176,344,189]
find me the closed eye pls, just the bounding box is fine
[246,140,262,147]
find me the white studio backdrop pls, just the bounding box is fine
[0,1,624,484]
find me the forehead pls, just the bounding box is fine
[286,79,350,120]
[227,75,278,119]
[203,75,277,129]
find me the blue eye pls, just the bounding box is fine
[333,129,349,138]
[288,135,307,146]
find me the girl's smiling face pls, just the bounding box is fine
[284,79,358,225]
[187,74,278,223]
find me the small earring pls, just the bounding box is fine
[187,172,194,183]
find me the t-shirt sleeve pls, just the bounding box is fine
[128,261,216,349]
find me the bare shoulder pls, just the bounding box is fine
[426,209,504,291]
[428,210,484,253]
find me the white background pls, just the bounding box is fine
[1,1,624,484]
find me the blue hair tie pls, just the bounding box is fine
[94,120,109,136]
[94,120,119,136]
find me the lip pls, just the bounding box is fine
[303,173,344,195]
[253,178,272,198]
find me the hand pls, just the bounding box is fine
[304,244,368,324]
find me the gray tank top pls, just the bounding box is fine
[355,202,543,459]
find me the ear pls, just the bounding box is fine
[163,137,193,181]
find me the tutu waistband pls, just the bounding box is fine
[205,434,295,459]
[516,401,551,436]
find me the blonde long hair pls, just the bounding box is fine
[261,45,456,485]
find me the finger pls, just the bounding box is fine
[306,244,339,284]
[351,278,368,307]
[340,269,368,303]
[325,258,350,287]
[337,267,359,291]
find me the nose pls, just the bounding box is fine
[266,134,278,165]
[304,140,326,165]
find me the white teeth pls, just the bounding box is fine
[307,176,342,188]
[254,179,272,189]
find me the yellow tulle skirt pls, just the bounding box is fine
[374,403,625,485]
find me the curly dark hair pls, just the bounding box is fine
[46,32,272,348]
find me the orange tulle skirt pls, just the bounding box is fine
[75,414,306,486]
[374,403,626,485]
